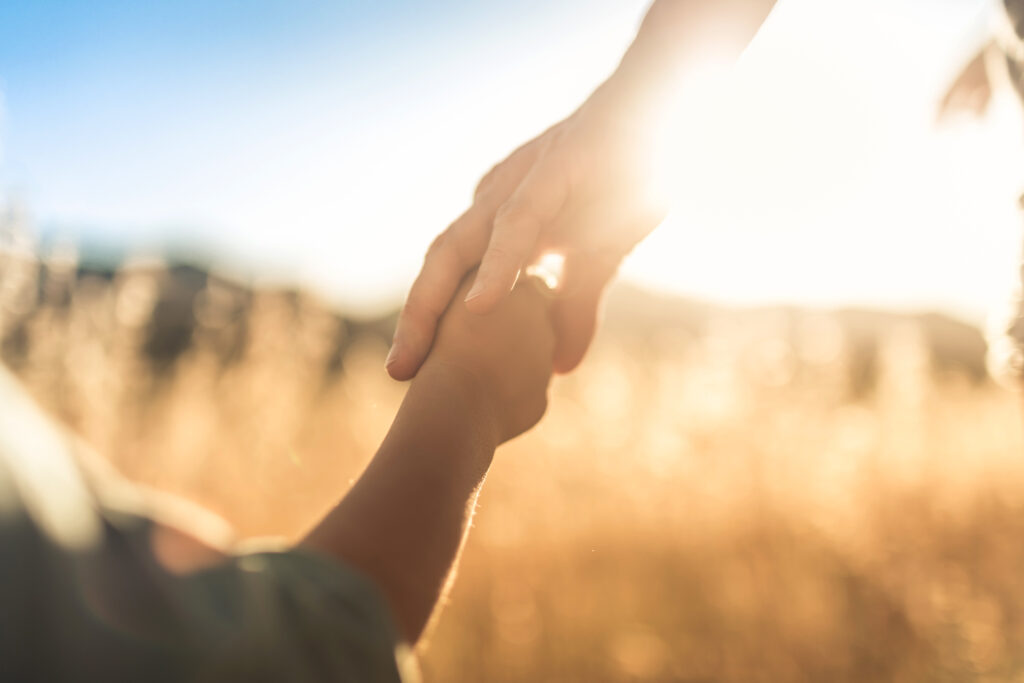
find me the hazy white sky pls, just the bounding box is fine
[1,0,1020,321]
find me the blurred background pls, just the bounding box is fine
[4,0,1024,680]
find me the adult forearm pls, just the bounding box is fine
[593,0,777,118]
[631,0,777,66]
[302,361,499,644]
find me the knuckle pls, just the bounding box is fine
[425,230,450,259]
[474,164,502,200]
[400,294,443,329]
[494,201,539,231]
[424,231,465,271]
[448,228,479,268]
[398,301,427,329]
[482,245,521,270]
[424,233,447,263]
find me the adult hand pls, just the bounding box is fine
[385,0,778,381]
[386,76,668,380]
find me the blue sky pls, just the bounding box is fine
[0,0,1018,320]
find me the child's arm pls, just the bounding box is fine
[0,279,551,681]
[302,278,554,644]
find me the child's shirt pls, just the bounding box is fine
[0,365,416,683]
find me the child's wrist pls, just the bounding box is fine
[411,357,505,446]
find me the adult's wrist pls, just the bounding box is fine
[581,39,683,139]
[602,1,693,109]
[598,0,776,123]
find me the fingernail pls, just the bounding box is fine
[464,280,486,303]
[385,342,400,369]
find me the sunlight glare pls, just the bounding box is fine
[623,4,1024,322]
[525,251,566,292]
[644,57,736,217]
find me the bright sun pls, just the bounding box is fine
[621,4,1024,322]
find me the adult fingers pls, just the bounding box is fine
[386,136,550,380]
[474,133,548,202]
[535,193,664,373]
[549,252,622,374]
[464,155,571,313]
[385,207,489,380]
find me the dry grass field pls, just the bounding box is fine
[3,250,1024,682]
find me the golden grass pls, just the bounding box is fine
[4,254,1024,682]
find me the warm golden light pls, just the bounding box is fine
[5,3,1024,682]
[623,5,1024,322]
[524,251,566,292]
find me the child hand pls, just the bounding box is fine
[418,274,556,443]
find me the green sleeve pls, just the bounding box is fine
[0,506,416,683]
